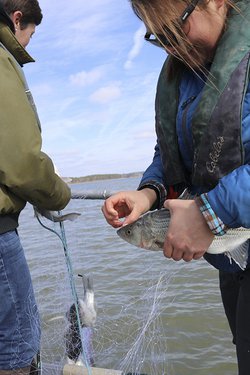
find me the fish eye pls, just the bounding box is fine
[126,229,132,236]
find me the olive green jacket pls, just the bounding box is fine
[0,23,71,231]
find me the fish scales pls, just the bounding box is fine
[117,208,250,269]
[142,208,171,245]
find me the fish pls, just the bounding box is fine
[34,206,81,222]
[117,208,250,270]
[65,274,97,367]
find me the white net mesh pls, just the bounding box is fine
[17,180,236,375]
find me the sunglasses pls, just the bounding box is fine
[144,0,200,48]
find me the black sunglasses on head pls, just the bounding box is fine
[144,0,200,48]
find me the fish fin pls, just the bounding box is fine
[61,212,81,222]
[225,241,249,270]
[78,273,94,297]
[34,206,81,222]
[78,274,96,327]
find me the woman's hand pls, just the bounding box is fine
[101,188,157,228]
[163,199,214,261]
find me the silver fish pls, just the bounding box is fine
[117,208,250,270]
[34,207,81,222]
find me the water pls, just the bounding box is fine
[18,177,237,375]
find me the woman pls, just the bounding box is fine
[0,1,71,374]
[102,1,250,374]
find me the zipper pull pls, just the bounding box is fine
[181,95,196,110]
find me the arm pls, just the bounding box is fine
[162,163,250,262]
[163,81,250,261]
[163,159,250,263]
[206,164,250,228]
[0,50,70,211]
[138,142,168,209]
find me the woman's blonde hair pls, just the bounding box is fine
[130,0,239,76]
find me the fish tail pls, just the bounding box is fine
[225,241,249,270]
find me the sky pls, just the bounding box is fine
[23,0,167,177]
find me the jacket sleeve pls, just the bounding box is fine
[0,50,71,211]
[207,165,250,228]
[206,83,250,228]
[138,142,168,208]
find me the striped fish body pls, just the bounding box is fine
[117,208,250,256]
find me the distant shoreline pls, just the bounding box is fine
[66,171,143,184]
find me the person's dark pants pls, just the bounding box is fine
[219,268,250,375]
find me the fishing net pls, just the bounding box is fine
[18,179,236,375]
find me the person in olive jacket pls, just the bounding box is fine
[0,1,71,374]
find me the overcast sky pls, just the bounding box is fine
[24,0,166,177]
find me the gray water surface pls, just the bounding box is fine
[18,178,237,375]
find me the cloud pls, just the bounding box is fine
[89,82,122,104]
[124,24,145,70]
[69,67,105,87]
